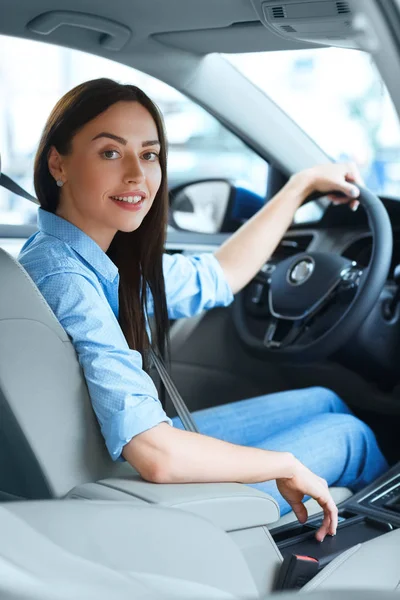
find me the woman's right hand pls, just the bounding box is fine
[276,457,338,542]
[288,162,363,212]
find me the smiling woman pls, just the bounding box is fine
[16,77,390,543]
[32,80,169,367]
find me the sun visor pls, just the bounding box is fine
[252,0,359,48]
[152,21,315,54]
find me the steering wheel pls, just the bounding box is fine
[232,186,393,362]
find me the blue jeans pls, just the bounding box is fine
[172,387,388,516]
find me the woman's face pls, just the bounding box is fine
[48,101,162,251]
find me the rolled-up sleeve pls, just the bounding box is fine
[155,252,234,320]
[37,271,172,461]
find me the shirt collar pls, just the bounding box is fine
[37,208,119,283]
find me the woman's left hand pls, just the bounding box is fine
[291,161,365,211]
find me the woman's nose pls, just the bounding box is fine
[124,155,145,183]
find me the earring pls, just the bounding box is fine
[56,179,64,188]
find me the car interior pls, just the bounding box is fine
[1,0,400,598]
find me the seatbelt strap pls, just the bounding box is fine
[0,173,39,204]
[0,172,199,434]
[149,348,199,433]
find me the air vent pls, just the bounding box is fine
[273,235,314,260]
[261,0,356,49]
[336,1,351,14]
[271,5,286,19]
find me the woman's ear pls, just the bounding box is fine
[47,146,67,184]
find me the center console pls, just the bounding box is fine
[269,461,400,569]
[68,460,400,590]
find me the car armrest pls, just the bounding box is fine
[68,473,280,531]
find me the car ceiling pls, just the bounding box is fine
[1,0,337,176]
[1,0,318,65]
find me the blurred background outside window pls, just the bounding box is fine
[227,48,400,198]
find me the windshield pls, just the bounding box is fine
[226,48,400,199]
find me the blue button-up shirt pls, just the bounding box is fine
[18,209,234,461]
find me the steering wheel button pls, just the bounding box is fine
[262,263,276,274]
[251,283,264,304]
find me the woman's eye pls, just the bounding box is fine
[102,149,120,160]
[142,151,159,161]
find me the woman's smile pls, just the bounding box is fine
[110,196,146,211]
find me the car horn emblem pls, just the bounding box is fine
[288,258,315,286]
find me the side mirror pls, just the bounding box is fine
[169,179,264,233]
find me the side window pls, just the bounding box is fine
[164,102,268,195]
[0,35,268,227]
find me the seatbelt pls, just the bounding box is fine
[0,172,199,434]
[0,173,39,204]
[149,348,199,433]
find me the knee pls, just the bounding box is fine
[351,416,379,445]
[332,413,376,446]
[308,386,351,414]
[335,414,388,483]
[312,412,377,456]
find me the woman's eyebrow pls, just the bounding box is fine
[92,132,127,145]
[91,132,160,148]
[142,140,161,148]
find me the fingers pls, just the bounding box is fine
[344,161,365,188]
[291,501,308,525]
[337,162,364,200]
[278,463,339,543]
[306,161,365,204]
[315,493,338,542]
[350,200,360,212]
[329,195,360,211]
[344,162,363,211]
[326,191,359,208]
[338,180,360,200]
[315,511,330,543]
[320,162,362,203]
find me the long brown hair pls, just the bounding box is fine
[34,78,170,374]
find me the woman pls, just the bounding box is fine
[18,78,388,542]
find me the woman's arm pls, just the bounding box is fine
[123,423,338,542]
[215,163,362,294]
